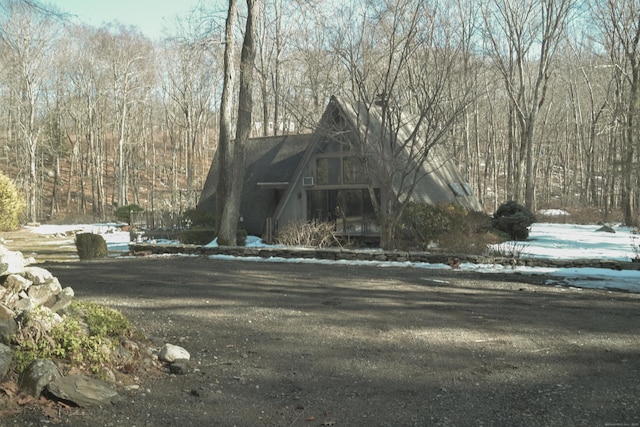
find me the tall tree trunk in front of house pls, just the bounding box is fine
[217,0,259,245]
[215,0,238,233]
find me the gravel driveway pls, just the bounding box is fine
[5,256,640,426]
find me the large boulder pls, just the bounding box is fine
[3,274,32,293]
[20,359,62,397]
[0,343,12,381]
[27,277,62,307]
[49,286,74,313]
[158,343,190,363]
[46,374,120,407]
[22,266,54,285]
[0,244,74,316]
[0,246,27,277]
[0,304,17,337]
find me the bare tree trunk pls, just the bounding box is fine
[117,100,127,207]
[218,0,259,245]
[215,0,238,232]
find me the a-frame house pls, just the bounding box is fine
[198,96,482,240]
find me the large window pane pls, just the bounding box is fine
[343,156,367,184]
[316,157,341,185]
[307,190,328,220]
[307,189,380,234]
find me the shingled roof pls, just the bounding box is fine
[198,133,313,235]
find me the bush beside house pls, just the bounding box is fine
[492,201,537,240]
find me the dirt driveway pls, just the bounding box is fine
[2,253,637,427]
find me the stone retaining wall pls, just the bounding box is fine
[128,243,640,271]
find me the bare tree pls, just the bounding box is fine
[0,0,58,222]
[217,0,259,245]
[591,0,640,226]
[331,0,476,249]
[62,25,111,218]
[98,24,154,208]
[161,27,218,207]
[482,0,575,211]
[214,0,238,238]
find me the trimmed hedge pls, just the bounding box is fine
[177,227,247,246]
[75,233,108,260]
[178,227,217,245]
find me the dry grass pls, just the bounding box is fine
[275,221,342,248]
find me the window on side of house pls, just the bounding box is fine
[448,182,465,197]
[462,182,474,196]
[316,157,341,185]
[343,156,367,184]
[306,188,380,233]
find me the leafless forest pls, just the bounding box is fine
[0,0,638,225]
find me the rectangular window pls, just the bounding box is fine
[448,182,465,197]
[462,182,474,196]
[307,190,328,220]
[343,156,367,184]
[316,157,341,185]
[307,189,380,234]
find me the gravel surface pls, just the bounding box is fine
[3,255,640,427]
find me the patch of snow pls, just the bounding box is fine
[497,223,637,262]
[24,223,130,252]
[538,209,570,216]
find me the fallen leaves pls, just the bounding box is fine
[0,378,70,422]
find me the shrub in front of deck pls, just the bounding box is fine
[0,171,25,231]
[400,202,501,253]
[492,200,536,240]
[75,233,108,260]
[401,202,468,247]
[178,227,217,245]
[183,208,216,228]
[178,208,217,245]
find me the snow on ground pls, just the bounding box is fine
[538,208,571,217]
[25,223,132,252]
[495,223,638,262]
[21,222,640,294]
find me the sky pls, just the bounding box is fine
[21,219,640,294]
[49,0,206,40]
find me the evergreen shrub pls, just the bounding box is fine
[178,227,216,245]
[183,208,216,227]
[400,202,502,253]
[115,204,144,224]
[0,171,25,231]
[492,200,536,240]
[401,202,469,245]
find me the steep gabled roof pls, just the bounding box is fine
[306,96,483,211]
[198,133,312,234]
